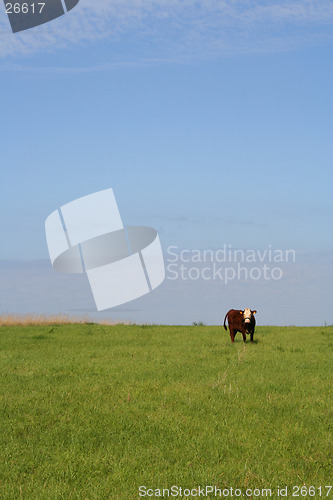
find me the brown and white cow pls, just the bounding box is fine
[223,308,257,343]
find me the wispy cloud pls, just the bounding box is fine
[0,0,333,67]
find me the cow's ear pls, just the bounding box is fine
[240,310,243,314]
[252,310,257,315]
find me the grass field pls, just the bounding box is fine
[0,322,332,499]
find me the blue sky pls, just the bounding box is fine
[1,0,332,325]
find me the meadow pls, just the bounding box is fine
[0,320,332,499]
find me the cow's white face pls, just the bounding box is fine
[243,308,252,323]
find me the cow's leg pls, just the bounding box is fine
[250,331,254,343]
[230,329,235,343]
[242,331,246,342]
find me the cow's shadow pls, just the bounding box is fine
[231,339,259,344]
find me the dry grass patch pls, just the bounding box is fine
[0,314,124,326]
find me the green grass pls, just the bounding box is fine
[0,324,332,499]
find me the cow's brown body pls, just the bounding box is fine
[223,308,257,343]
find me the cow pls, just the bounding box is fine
[223,308,257,343]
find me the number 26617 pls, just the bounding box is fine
[5,3,46,14]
